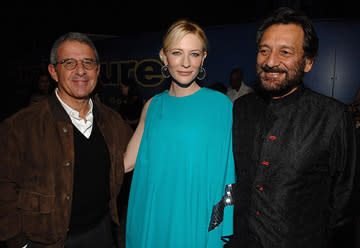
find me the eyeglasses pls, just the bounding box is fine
[55,58,98,70]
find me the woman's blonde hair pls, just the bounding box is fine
[159,19,208,62]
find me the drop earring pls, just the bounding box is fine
[197,67,206,80]
[161,65,171,78]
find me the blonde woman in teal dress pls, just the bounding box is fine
[124,19,235,248]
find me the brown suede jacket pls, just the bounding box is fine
[0,93,133,248]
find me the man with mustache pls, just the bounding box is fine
[0,32,133,248]
[228,7,358,248]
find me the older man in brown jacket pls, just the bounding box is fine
[0,32,133,248]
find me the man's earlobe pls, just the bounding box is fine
[304,58,314,73]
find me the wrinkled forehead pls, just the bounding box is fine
[57,40,96,59]
[260,23,305,51]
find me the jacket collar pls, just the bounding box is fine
[269,83,305,106]
[48,92,72,123]
[48,91,106,124]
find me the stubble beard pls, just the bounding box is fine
[256,58,306,98]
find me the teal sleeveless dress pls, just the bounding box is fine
[126,87,235,248]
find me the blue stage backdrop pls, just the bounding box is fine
[93,19,360,107]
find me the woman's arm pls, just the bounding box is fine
[123,98,152,173]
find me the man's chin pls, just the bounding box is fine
[258,84,293,99]
[261,77,283,87]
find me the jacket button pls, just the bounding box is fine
[64,161,71,167]
[63,127,68,133]
[269,135,277,140]
[256,185,264,191]
[261,161,269,166]
[66,195,71,200]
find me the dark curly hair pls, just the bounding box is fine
[256,7,319,62]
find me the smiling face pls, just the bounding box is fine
[162,33,207,85]
[48,40,100,106]
[256,23,314,98]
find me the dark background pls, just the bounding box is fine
[2,0,359,60]
[2,1,359,120]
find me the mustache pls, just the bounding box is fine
[261,64,287,74]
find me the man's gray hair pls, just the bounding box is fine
[49,32,100,65]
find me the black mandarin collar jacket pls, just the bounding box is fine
[230,84,358,248]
